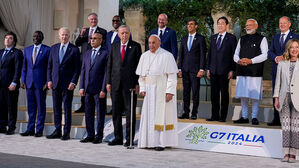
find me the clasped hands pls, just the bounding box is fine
[238,58,252,66]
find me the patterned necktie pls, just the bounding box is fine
[88,28,94,43]
[216,34,222,50]
[91,49,96,65]
[188,36,193,51]
[280,34,285,50]
[32,46,38,64]
[59,45,65,64]
[1,49,8,62]
[159,30,163,40]
[121,45,126,62]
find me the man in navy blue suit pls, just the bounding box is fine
[106,15,122,52]
[148,13,178,60]
[20,31,50,137]
[75,13,107,113]
[178,19,207,120]
[268,16,299,126]
[79,33,108,144]
[206,17,237,122]
[47,27,80,140]
[0,31,23,135]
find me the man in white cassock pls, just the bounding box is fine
[136,35,178,151]
[233,19,268,125]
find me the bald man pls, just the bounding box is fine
[136,35,178,151]
[47,27,80,140]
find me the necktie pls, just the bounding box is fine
[121,45,126,62]
[88,28,94,43]
[188,36,193,51]
[159,30,163,40]
[1,49,8,62]
[280,34,285,50]
[216,34,222,50]
[91,49,96,65]
[59,45,65,64]
[32,46,38,64]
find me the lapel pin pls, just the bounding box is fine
[40,51,42,54]
[166,31,168,33]
[194,38,196,40]
[290,36,293,38]
[129,46,131,48]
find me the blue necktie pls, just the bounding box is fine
[159,30,163,40]
[59,45,65,64]
[216,34,222,50]
[280,34,285,50]
[188,36,193,51]
[91,49,96,65]
[1,49,9,63]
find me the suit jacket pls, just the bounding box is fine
[273,60,299,112]
[178,33,207,73]
[80,46,108,94]
[107,40,142,91]
[0,47,23,88]
[47,43,80,90]
[268,32,299,76]
[207,33,237,75]
[106,30,132,52]
[75,26,107,59]
[148,27,178,60]
[21,44,50,89]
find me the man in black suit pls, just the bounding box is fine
[206,16,237,122]
[178,19,207,120]
[106,25,141,146]
[79,33,108,144]
[0,31,23,135]
[75,12,107,113]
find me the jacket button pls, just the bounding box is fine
[291,84,294,87]
[291,92,293,94]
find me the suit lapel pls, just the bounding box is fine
[61,44,71,64]
[28,45,34,66]
[284,32,294,47]
[115,42,121,65]
[90,49,101,69]
[122,41,131,65]
[2,48,14,64]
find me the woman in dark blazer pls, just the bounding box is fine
[273,39,299,163]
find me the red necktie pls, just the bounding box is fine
[121,45,126,62]
[88,28,94,43]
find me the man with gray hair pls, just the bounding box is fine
[136,35,178,151]
[75,12,107,113]
[47,27,80,140]
[233,19,268,125]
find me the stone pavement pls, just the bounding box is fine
[0,134,297,168]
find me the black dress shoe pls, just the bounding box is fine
[267,121,281,126]
[178,113,189,119]
[233,117,249,124]
[20,131,35,136]
[46,131,62,139]
[80,137,94,143]
[92,137,102,144]
[61,134,70,140]
[206,118,218,121]
[108,139,123,146]
[123,141,134,147]
[6,130,15,135]
[218,119,226,122]
[74,107,84,113]
[34,132,43,137]
[252,118,259,125]
[154,147,165,151]
[191,114,197,120]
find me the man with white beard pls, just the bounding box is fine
[233,19,268,125]
[136,35,178,151]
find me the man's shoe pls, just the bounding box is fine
[154,147,165,151]
[123,141,134,147]
[178,113,189,119]
[61,133,70,140]
[92,137,102,144]
[206,118,218,121]
[20,131,35,136]
[74,107,84,113]
[80,137,94,143]
[46,131,62,139]
[34,132,43,137]
[267,120,281,126]
[233,117,249,124]
[252,118,259,125]
[191,114,197,120]
[108,139,123,146]
[6,130,15,135]
[218,119,226,122]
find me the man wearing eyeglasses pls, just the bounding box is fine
[75,12,107,113]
